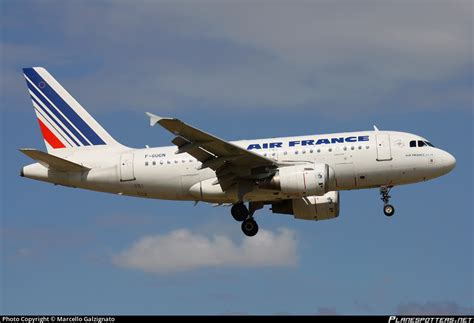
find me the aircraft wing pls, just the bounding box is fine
[147,112,277,190]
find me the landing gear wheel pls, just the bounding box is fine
[231,203,249,222]
[241,218,259,237]
[380,186,395,217]
[383,204,395,217]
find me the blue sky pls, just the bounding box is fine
[1,0,472,315]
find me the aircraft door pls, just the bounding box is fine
[120,153,136,182]
[376,134,392,161]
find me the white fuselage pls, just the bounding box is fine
[22,130,456,204]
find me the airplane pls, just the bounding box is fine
[19,67,456,237]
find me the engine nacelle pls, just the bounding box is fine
[259,163,335,197]
[271,191,340,221]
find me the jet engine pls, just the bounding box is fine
[271,191,340,221]
[259,163,335,197]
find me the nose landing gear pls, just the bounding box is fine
[380,186,395,216]
[383,204,395,216]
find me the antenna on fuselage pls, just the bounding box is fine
[373,125,380,131]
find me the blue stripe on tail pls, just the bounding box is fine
[27,80,87,146]
[30,94,79,146]
[23,68,106,145]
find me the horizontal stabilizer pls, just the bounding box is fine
[19,148,90,172]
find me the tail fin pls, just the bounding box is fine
[22,67,122,153]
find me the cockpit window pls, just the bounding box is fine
[410,140,435,148]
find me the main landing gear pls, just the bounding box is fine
[231,203,248,222]
[241,218,259,237]
[231,202,261,237]
[380,186,395,217]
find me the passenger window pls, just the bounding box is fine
[418,141,426,147]
[409,140,416,148]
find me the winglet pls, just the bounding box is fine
[373,125,380,131]
[146,112,163,127]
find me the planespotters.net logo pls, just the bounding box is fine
[389,317,473,323]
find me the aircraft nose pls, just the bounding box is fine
[441,151,456,173]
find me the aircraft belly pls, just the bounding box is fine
[133,167,182,199]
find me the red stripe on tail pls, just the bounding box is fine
[37,118,66,149]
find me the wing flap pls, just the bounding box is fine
[19,148,90,172]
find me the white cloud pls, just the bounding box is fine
[113,228,298,273]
